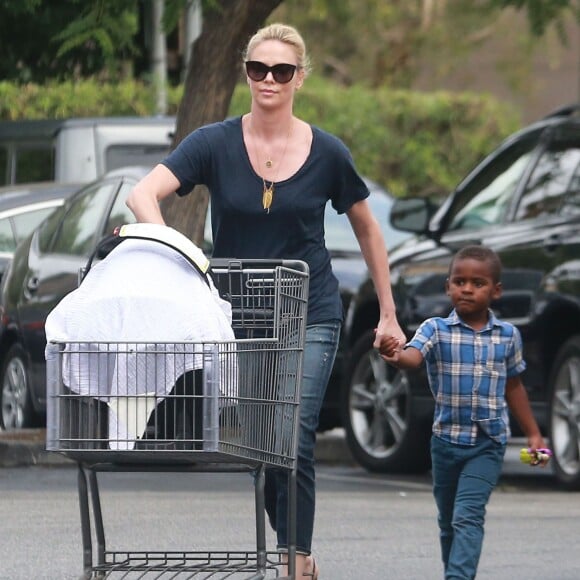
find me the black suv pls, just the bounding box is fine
[339,104,580,489]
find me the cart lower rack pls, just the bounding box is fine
[46,259,309,579]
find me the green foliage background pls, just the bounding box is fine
[0,77,520,198]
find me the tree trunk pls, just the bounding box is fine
[161,0,283,243]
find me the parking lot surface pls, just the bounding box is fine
[1,436,577,580]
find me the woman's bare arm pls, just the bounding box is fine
[126,164,181,224]
[346,199,405,347]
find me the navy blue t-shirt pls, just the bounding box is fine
[161,116,369,324]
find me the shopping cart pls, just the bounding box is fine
[46,258,309,579]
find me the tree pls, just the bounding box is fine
[490,0,579,36]
[0,0,575,238]
[272,0,579,88]
[0,0,140,81]
[0,0,282,239]
[161,0,283,239]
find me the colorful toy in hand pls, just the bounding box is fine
[520,448,552,466]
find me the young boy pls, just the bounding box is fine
[379,245,548,580]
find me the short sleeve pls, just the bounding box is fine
[311,128,369,214]
[506,325,526,377]
[161,126,214,196]
[407,318,438,358]
[331,149,369,214]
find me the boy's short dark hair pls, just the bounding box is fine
[449,245,502,283]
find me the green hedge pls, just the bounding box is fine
[0,77,521,197]
[0,79,182,118]
[231,77,521,197]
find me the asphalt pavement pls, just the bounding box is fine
[0,449,567,580]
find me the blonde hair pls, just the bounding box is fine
[243,23,312,77]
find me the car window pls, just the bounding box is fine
[12,207,57,246]
[14,146,54,183]
[105,181,137,234]
[105,145,172,173]
[324,190,410,252]
[515,131,580,220]
[447,131,540,231]
[37,204,67,253]
[560,164,580,216]
[0,218,14,251]
[0,146,7,185]
[51,182,117,256]
[203,204,212,249]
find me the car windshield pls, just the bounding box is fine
[324,186,411,252]
[445,131,540,231]
[203,183,410,254]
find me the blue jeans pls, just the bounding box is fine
[431,433,506,579]
[264,322,341,555]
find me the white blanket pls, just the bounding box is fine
[45,233,237,449]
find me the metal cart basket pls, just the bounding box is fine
[46,258,309,579]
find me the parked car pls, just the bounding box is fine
[0,167,410,431]
[339,104,580,489]
[0,167,142,429]
[0,116,175,186]
[0,182,80,282]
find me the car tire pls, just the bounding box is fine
[548,335,580,490]
[341,330,431,473]
[0,343,37,430]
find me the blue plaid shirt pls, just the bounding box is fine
[407,309,526,445]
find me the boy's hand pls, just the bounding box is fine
[378,335,399,356]
[374,332,422,369]
[527,434,551,467]
[375,332,401,362]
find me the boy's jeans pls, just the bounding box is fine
[431,432,506,579]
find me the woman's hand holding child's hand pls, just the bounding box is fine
[376,333,401,362]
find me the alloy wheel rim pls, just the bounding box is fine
[551,353,580,476]
[1,357,27,429]
[349,348,409,459]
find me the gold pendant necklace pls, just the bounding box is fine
[262,181,274,212]
[249,116,293,214]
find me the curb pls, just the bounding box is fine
[0,429,72,467]
[315,429,356,465]
[0,428,354,468]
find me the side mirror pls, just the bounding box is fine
[389,197,434,234]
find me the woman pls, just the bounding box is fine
[127,22,405,578]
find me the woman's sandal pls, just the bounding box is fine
[303,555,319,579]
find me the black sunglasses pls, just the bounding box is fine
[245,61,297,84]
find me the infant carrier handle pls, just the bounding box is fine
[81,223,212,287]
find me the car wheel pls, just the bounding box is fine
[0,344,36,430]
[341,330,430,473]
[548,336,580,490]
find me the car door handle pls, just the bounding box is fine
[26,276,39,293]
[543,234,561,254]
